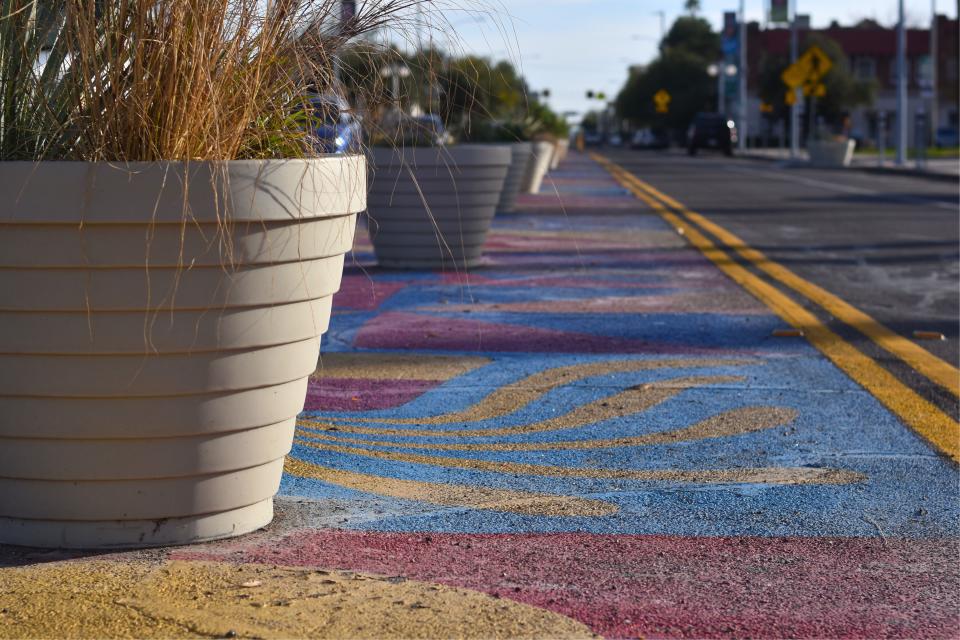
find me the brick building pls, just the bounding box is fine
[743,15,959,147]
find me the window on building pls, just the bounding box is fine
[854,57,877,81]
[946,57,958,82]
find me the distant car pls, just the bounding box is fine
[607,133,623,147]
[630,127,670,150]
[582,130,603,147]
[934,126,959,148]
[306,94,362,154]
[687,112,737,156]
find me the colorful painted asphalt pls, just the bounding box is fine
[2,153,957,638]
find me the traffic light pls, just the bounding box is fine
[541,89,551,98]
[586,90,594,99]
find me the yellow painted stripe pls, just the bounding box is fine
[611,160,959,398]
[593,153,960,462]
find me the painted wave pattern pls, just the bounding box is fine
[286,356,863,520]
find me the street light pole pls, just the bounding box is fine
[930,0,938,133]
[738,0,747,151]
[789,0,800,158]
[895,0,908,166]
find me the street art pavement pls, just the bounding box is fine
[2,154,957,639]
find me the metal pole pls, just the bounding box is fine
[895,0,908,166]
[789,1,800,158]
[719,64,726,113]
[738,0,747,151]
[930,0,938,132]
[878,111,886,166]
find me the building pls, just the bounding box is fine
[743,15,959,147]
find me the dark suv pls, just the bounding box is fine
[687,113,737,156]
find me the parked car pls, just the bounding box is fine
[607,133,623,147]
[306,93,362,153]
[630,127,670,150]
[687,112,737,156]
[934,126,959,148]
[411,114,450,146]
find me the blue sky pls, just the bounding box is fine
[442,0,957,117]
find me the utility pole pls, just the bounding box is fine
[738,0,747,151]
[895,0,908,166]
[930,0,938,132]
[789,0,800,158]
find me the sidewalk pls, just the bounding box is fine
[743,146,960,179]
[1,153,957,639]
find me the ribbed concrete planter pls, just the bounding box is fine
[368,145,511,269]
[551,139,571,170]
[521,141,555,194]
[0,157,365,549]
[497,142,534,214]
[808,139,856,167]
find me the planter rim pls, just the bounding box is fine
[0,154,362,166]
[370,144,512,168]
[0,155,366,224]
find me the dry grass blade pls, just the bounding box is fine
[1,0,461,162]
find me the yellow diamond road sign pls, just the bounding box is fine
[781,45,832,89]
[654,89,671,113]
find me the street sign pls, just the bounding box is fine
[781,45,832,90]
[654,89,671,114]
[769,0,789,24]
[721,12,738,55]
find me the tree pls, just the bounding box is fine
[616,49,714,131]
[660,16,719,61]
[615,14,718,133]
[684,0,701,16]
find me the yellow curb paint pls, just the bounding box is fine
[299,406,798,452]
[592,154,960,462]
[0,561,597,639]
[283,457,618,517]
[294,438,866,485]
[303,375,743,438]
[603,156,959,399]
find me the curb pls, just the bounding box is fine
[738,152,959,183]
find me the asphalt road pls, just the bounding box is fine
[605,148,959,415]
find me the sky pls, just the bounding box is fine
[437,0,958,117]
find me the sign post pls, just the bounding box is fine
[789,6,800,158]
[782,44,832,158]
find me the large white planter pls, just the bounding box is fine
[497,142,534,214]
[552,138,571,169]
[808,139,856,167]
[367,145,511,269]
[0,157,365,548]
[521,141,555,194]
[549,138,571,170]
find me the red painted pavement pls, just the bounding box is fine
[176,530,960,639]
[353,311,735,355]
[304,377,441,411]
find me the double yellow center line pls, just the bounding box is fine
[592,153,959,463]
